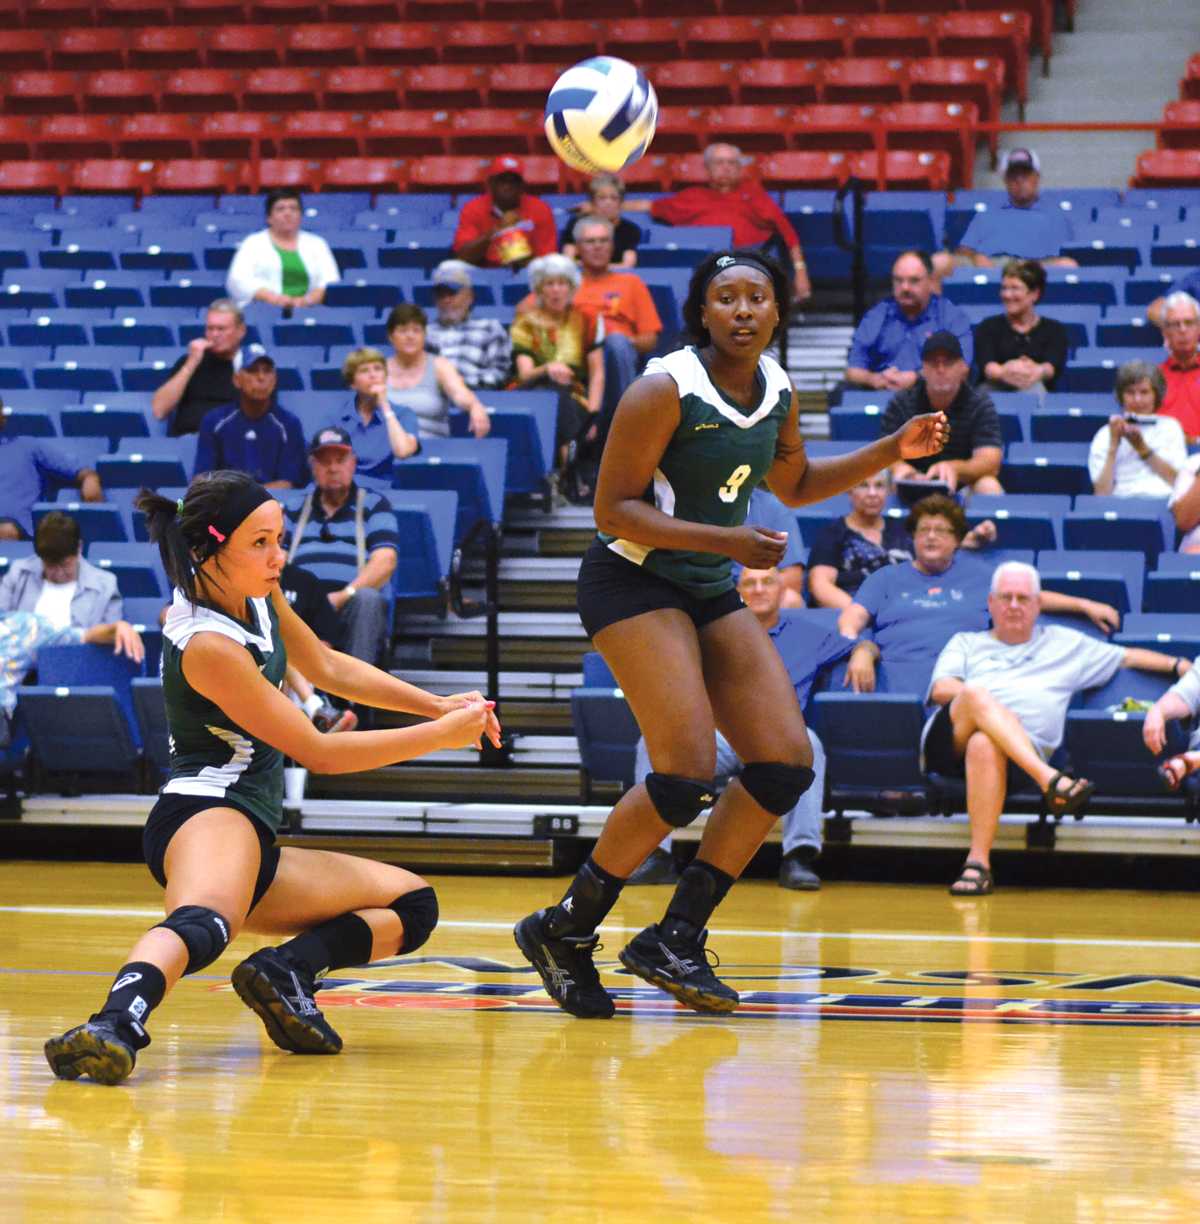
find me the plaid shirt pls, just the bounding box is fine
[426,314,512,390]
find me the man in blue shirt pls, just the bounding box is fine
[954,148,1078,268]
[845,250,974,392]
[193,345,307,489]
[747,485,806,607]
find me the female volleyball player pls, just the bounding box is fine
[515,250,949,1018]
[46,470,500,1084]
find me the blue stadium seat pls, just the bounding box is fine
[131,676,169,783]
[392,436,508,542]
[639,225,734,268]
[581,650,616,688]
[115,434,197,474]
[1095,307,1160,349]
[377,231,455,272]
[0,230,31,272]
[1118,189,1196,214]
[455,389,555,496]
[196,210,257,234]
[1062,226,1150,273]
[96,453,189,493]
[18,685,141,780]
[132,196,214,225]
[33,359,119,393]
[388,489,458,601]
[58,343,140,369]
[36,640,145,738]
[8,318,86,347]
[93,319,175,348]
[0,540,35,577]
[1150,224,1200,268]
[3,407,60,437]
[1042,188,1121,216]
[829,401,887,441]
[966,493,1068,551]
[274,318,357,349]
[64,274,152,310]
[120,235,203,274]
[1066,496,1174,563]
[149,276,227,309]
[1002,442,1092,496]
[1061,346,1161,393]
[323,279,404,310]
[793,493,854,547]
[0,277,64,311]
[58,195,137,223]
[1143,571,1200,614]
[1125,268,1187,306]
[86,540,169,599]
[1030,395,1114,443]
[1041,268,1124,309]
[1038,549,1145,615]
[62,404,154,450]
[1092,207,1161,233]
[33,499,129,544]
[1117,612,1200,654]
[571,687,640,801]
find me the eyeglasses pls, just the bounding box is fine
[1163,319,1199,331]
[915,525,956,537]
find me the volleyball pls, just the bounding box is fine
[544,56,658,175]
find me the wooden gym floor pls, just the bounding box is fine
[5,861,1200,1223]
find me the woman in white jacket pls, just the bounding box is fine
[225,189,340,311]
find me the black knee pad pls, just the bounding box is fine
[645,772,718,829]
[154,905,231,975]
[388,886,439,955]
[739,762,815,816]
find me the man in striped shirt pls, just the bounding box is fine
[283,426,399,668]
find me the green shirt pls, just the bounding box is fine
[598,346,793,598]
[274,244,309,299]
[160,590,287,833]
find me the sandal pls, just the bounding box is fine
[1160,754,1199,793]
[949,860,993,896]
[1043,771,1094,817]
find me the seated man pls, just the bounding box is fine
[1170,452,1200,553]
[846,251,974,392]
[748,485,805,607]
[279,561,356,735]
[838,495,1118,696]
[193,345,307,489]
[926,561,1188,896]
[0,510,143,743]
[882,332,1004,497]
[1144,655,1200,790]
[630,565,828,891]
[283,427,399,669]
[424,260,513,391]
[1157,292,1200,443]
[453,155,557,271]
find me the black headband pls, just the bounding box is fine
[700,252,777,299]
[201,480,274,556]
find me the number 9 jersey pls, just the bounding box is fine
[598,346,794,598]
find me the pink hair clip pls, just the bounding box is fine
[207,524,226,543]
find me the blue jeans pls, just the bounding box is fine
[338,586,390,668]
[634,729,826,856]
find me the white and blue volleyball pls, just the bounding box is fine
[544,56,658,175]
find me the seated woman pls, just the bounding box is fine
[974,259,1070,395]
[225,189,340,311]
[333,347,421,480]
[510,254,605,502]
[1088,360,1186,498]
[383,304,491,440]
[560,172,641,269]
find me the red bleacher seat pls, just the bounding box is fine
[242,67,323,112]
[248,0,324,21]
[737,59,821,106]
[155,157,243,193]
[279,111,362,157]
[407,155,491,192]
[0,31,51,72]
[255,157,320,190]
[407,0,479,20]
[82,70,162,115]
[98,0,174,26]
[791,103,880,151]
[705,104,794,153]
[6,71,82,115]
[514,155,562,192]
[197,111,279,158]
[764,16,850,60]
[878,100,978,190]
[326,0,405,20]
[34,114,117,158]
[758,150,849,190]
[604,18,685,63]
[963,0,1052,61]
[1133,150,1200,188]
[322,66,405,110]
[651,106,710,155]
[802,0,881,13]
[820,57,907,105]
[0,117,37,161]
[320,156,407,192]
[607,153,672,193]
[23,0,96,28]
[1159,101,1200,151]
[1182,54,1200,103]
[448,109,540,156]
[116,113,199,159]
[362,23,445,66]
[936,11,1032,113]
[849,149,951,191]
[0,159,70,193]
[172,0,248,24]
[286,24,363,68]
[208,25,282,69]
[655,61,737,108]
[682,17,767,61]
[486,64,560,110]
[443,21,522,65]
[363,110,453,157]
[519,19,605,65]
[907,56,1003,157]
[128,28,206,70]
[406,65,489,109]
[72,157,153,193]
[850,13,936,58]
[162,70,243,113]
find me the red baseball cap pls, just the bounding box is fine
[487,155,525,179]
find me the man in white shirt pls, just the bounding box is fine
[1169,454,1200,552]
[1088,360,1187,498]
[1144,659,1200,789]
[925,561,1189,896]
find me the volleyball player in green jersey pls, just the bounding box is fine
[515,251,949,1017]
[45,470,500,1084]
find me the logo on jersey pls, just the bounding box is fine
[694,423,720,431]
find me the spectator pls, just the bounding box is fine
[225,189,340,311]
[926,561,1188,896]
[424,260,512,391]
[883,332,1004,497]
[838,495,1118,695]
[1170,457,1200,553]
[1148,270,1200,329]
[1143,655,1200,791]
[1088,360,1185,498]
[511,254,604,499]
[560,172,642,268]
[974,259,1070,395]
[625,142,811,302]
[1157,292,1200,442]
[453,155,557,270]
[951,148,1078,270]
[192,346,307,490]
[283,427,399,669]
[279,562,356,734]
[150,299,250,438]
[332,347,420,481]
[630,565,828,890]
[845,251,974,391]
[0,396,102,541]
[748,485,807,607]
[0,510,143,744]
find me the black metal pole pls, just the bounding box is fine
[479,520,513,766]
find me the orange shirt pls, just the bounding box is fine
[515,273,663,341]
[1160,356,1200,440]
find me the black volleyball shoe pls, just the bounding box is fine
[44,1014,147,1085]
[231,947,343,1055]
[618,924,740,1014]
[513,908,615,1019]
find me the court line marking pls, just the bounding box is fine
[2,905,1199,951]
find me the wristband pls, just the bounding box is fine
[344,584,358,599]
[1174,658,1185,679]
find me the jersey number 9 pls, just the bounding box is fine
[718,463,752,504]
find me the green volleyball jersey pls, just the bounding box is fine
[599,346,794,597]
[160,590,288,833]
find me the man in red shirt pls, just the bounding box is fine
[1159,292,1200,442]
[627,142,811,302]
[453,156,557,271]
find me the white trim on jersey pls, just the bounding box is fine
[162,588,274,655]
[644,345,792,431]
[163,723,255,802]
[607,466,675,565]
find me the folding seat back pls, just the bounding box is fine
[18,685,140,778]
[388,490,458,601]
[132,676,170,780]
[32,499,129,544]
[571,688,641,800]
[391,436,508,543]
[1038,548,1145,615]
[1002,442,1093,496]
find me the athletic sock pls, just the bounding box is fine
[278,912,375,978]
[662,860,735,943]
[546,856,625,938]
[96,961,166,1044]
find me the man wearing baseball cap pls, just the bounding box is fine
[881,331,1005,497]
[425,259,513,390]
[192,344,308,489]
[453,156,557,270]
[952,147,1079,269]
